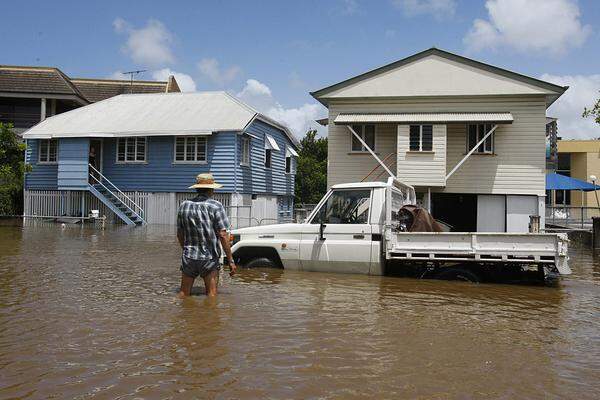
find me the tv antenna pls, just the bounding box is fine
[122,69,147,92]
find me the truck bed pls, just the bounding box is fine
[386,231,571,275]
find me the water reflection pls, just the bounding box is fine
[0,222,599,399]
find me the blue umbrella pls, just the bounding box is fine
[546,173,600,191]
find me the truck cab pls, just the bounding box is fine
[231,179,415,275]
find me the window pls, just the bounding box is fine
[409,125,433,151]
[351,125,375,152]
[265,148,272,168]
[117,137,146,162]
[39,139,58,163]
[241,136,251,166]
[174,136,207,163]
[467,124,494,154]
[313,189,371,224]
[285,155,292,173]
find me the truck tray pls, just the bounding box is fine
[387,232,570,275]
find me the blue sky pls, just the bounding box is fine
[2,0,599,138]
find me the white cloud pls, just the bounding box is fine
[237,79,272,98]
[151,68,197,92]
[341,0,359,15]
[464,0,591,55]
[236,79,326,137]
[391,0,456,19]
[197,58,241,86]
[113,18,175,66]
[541,74,600,139]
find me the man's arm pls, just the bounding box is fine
[218,229,237,276]
[177,228,184,248]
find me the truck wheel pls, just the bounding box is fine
[244,257,278,269]
[434,267,481,283]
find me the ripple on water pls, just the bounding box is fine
[0,223,600,399]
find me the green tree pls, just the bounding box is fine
[295,129,328,204]
[0,123,30,215]
[582,91,600,125]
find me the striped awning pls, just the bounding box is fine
[334,112,513,124]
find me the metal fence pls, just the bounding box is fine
[293,204,317,223]
[545,206,600,229]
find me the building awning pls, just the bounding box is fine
[286,146,299,157]
[264,134,281,151]
[546,173,600,192]
[334,112,514,125]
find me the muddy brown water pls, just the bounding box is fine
[1,220,599,399]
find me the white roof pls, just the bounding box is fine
[334,112,514,124]
[22,91,299,146]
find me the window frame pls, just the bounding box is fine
[466,123,495,155]
[116,137,147,164]
[173,136,208,164]
[240,136,251,166]
[38,138,58,164]
[409,124,433,152]
[350,124,377,153]
[264,148,272,169]
[309,188,373,225]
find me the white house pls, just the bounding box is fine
[311,48,567,232]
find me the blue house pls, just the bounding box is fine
[21,92,299,226]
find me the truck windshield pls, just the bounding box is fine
[314,189,371,224]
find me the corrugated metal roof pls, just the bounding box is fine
[22,92,298,147]
[334,112,513,124]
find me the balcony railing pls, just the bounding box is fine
[545,205,600,229]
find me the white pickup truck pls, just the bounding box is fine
[231,178,570,283]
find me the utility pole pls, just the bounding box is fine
[121,69,147,93]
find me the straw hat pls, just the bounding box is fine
[189,173,223,189]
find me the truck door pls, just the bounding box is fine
[299,189,373,274]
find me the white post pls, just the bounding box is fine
[446,124,498,180]
[427,187,431,212]
[347,125,395,179]
[40,98,47,121]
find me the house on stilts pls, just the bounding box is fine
[21,91,299,226]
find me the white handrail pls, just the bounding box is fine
[88,164,146,223]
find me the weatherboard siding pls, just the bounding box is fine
[25,139,58,190]
[57,138,89,190]
[237,119,295,196]
[327,95,546,196]
[100,133,237,192]
[397,124,446,187]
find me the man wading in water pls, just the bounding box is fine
[177,173,237,297]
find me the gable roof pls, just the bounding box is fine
[0,65,89,104]
[70,78,177,103]
[22,91,299,147]
[0,65,180,104]
[310,48,567,107]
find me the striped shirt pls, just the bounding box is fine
[177,195,230,260]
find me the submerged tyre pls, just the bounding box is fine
[243,257,278,269]
[434,267,482,283]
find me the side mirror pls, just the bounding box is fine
[319,222,327,241]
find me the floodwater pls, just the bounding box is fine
[1,221,599,399]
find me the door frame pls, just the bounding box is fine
[89,138,103,174]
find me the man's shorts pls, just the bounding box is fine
[181,256,221,278]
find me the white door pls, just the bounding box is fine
[477,195,505,232]
[299,189,373,274]
[506,195,538,232]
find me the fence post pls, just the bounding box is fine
[593,217,600,250]
[529,215,540,233]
